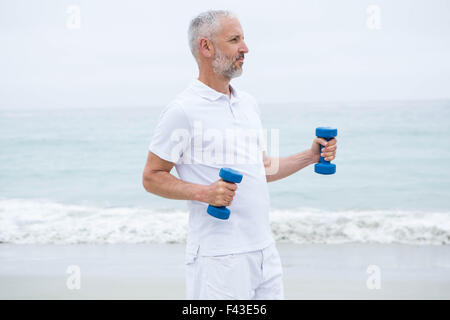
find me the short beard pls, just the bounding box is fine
[212,48,243,80]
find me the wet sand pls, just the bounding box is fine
[1,243,449,299]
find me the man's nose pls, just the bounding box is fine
[240,40,249,54]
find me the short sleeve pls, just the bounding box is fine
[149,102,191,164]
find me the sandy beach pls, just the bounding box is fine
[0,243,449,300]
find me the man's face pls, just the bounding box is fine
[211,17,249,79]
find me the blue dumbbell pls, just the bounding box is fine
[207,168,243,220]
[314,127,338,175]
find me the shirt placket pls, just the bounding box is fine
[227,97,236,119]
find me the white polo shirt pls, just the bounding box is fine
[149,79,274,257]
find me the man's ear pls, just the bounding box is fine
[199,38,214,58]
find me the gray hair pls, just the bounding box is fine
[188,10,237,60]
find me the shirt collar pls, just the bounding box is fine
[191,78,240,103]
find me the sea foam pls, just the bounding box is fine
[1,198,449,245]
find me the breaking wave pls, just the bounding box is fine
[1,199,449,245]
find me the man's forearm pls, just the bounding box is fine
[143,171,207,202]
[265,149,318,182]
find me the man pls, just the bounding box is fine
[142,10,337,299]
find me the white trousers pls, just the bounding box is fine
[185,243,284,300]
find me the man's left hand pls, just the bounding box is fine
[310,137,337,163]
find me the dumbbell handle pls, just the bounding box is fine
[319,138,333,164]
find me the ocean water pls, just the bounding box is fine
[1,100,450,244]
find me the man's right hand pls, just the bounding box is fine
[203,179,237,207]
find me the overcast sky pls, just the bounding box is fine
[1,0,449,108]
